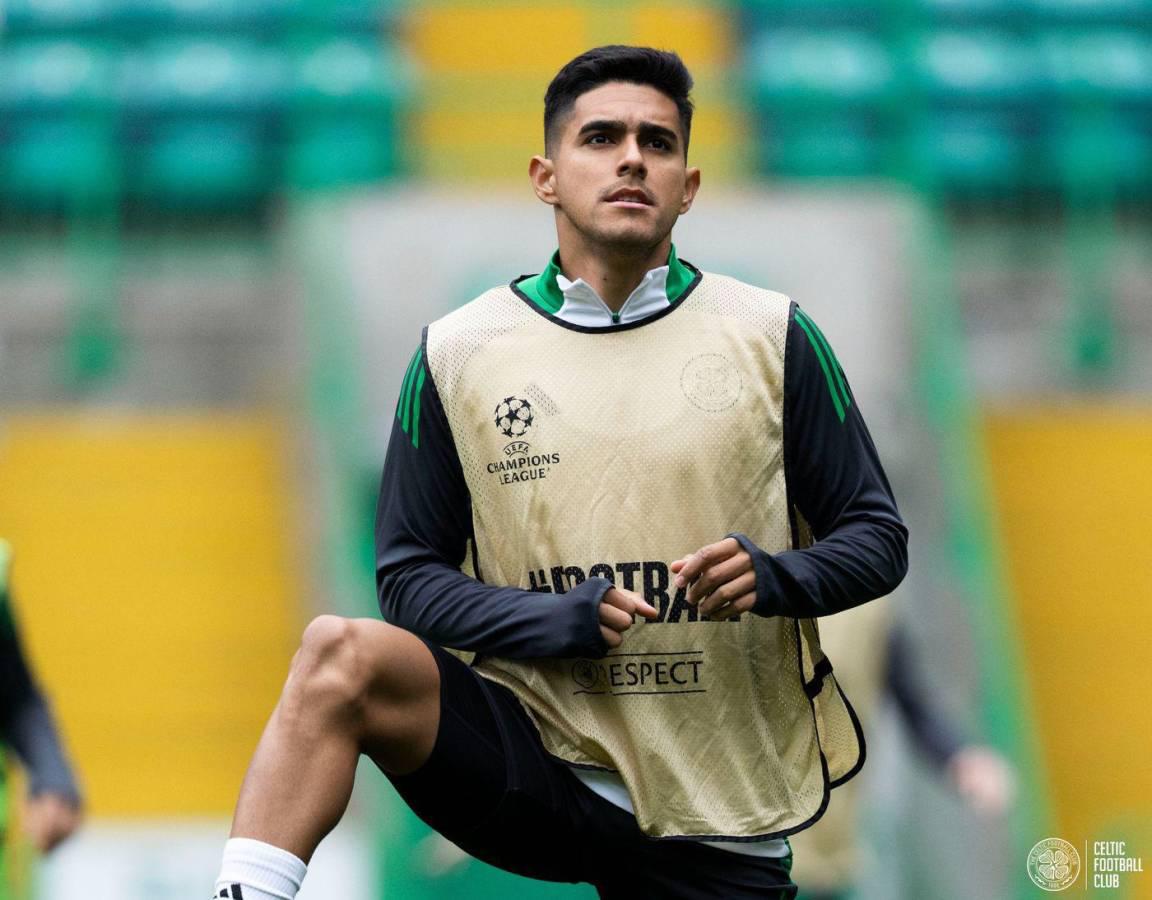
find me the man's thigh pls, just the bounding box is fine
[384,641,588,884]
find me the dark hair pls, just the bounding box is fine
[544,45,694,156]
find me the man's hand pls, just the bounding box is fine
[599,588,659,649]
[947,745,1017,817]
[671,537,758,620]
[23,791,82,853]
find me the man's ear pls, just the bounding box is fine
[530,155,559,206]
[679,166,701,215]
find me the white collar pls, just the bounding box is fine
[553,264,672,328]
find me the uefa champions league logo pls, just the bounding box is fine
[1027,838,1081,892]
[494,397,534,438]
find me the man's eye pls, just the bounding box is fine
[648,138,670,150]
[587,134,611,144]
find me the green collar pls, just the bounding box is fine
[515,244,695,316]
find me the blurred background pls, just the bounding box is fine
[0,0,1149,897]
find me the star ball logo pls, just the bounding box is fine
[1027,838,1080,892]
[494,397,533,438]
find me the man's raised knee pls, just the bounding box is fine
[287,615,370,716]
[292,616,433,706]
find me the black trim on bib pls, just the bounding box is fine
[803,656,834,700]
[508,262,703,335]
[828,678,868,789]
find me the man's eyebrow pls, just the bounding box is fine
[577,119,627,136]
[576,119,679,144]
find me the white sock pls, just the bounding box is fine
[213,837,308,900]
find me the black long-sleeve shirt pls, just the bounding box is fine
[886,623,967,767]
[0,583,82,804]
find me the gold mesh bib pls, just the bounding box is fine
[426,272,864,839]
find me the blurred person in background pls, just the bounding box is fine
[0,539,84,869]
[791,600,1016,900]
[212,45,908,900]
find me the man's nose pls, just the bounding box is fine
[617,136,647,177]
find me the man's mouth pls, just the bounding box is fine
[604,188,654,207]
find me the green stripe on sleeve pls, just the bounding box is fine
[797,310,851,413]
[397,349,419,424]
[795,311,847,423]
[410,365,427,449]
[401,350,422,434]
[400,349,422,433]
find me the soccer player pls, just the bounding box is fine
[789,606,1017,900]
[0,540,84,862]
[212,46,908,900]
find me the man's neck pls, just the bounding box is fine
[556,235,672,313]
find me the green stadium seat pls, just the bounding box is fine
[0,39,120,209]
[0,0,122,34]
[286,121,401,189]
[746,29,896,108]
[0,38,118,113]
[737,0,897,27]
[121,39,287,115]
[921,0,1028,22]
[755,114,888,177]
[1040,31,1152,103]
[914,30,1043,104]
[131,120,271,208]
[0,120,119,208]
[1053,117,1152,194]
[285,38,409,187]
[288,37,407,110]
[907,111,1037,191]
[286,0,394,31]
[117,0,289,33]
[1027,0,1152,24]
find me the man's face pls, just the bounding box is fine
[532,81,700,252]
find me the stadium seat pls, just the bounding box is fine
[286,0,394,31]
[131,119,271,208]
[1039,30,1152,103]
[1027,0,1152,24]
[920,0,1028,23]
[913,29,1043,105]
[755,113,889,177]
[0,39,120,209]
[0,120,119,209]
[737,0,898,27]
[1052,116,1152,196]
[287,121,401,189]
[746,29,896,107]
[0,38,118,113]
[116,0,289,33]
[288,37,406,110]
[745,29,898,178]
[117,39,285,208]
[285,38,409,188]
[906,111,1036,192]
[0,0,122,34]
[121,38,287,115]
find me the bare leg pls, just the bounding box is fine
[229,615,441,862]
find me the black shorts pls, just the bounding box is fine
[386,640,798,900]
